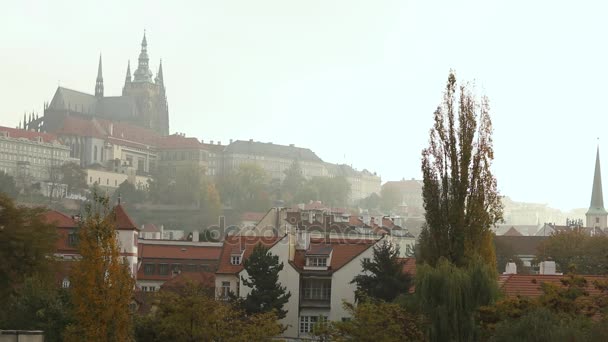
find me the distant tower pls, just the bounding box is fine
[586,146,608,229]
[133,32,153,83]
[95,54,104,98]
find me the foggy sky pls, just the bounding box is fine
[1,0,607,211]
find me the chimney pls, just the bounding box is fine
[296,230,310,251]
[210,140,214,145]
[192,230,199,242]
[539,259,559,275]
[230,139,233,144]
[289,144,295,147]
[217,141,221,145]
[109,123,113,136]
[160,225,165,239]
[503,261,517,274]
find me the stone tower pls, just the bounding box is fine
[122,32,170,135]
[586,146,608,229]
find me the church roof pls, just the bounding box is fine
[97,96,137,119]
[48,87,98,114]
[224,140,322,162]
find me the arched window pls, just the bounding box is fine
[62,277,70,288]
[94,146,98,161]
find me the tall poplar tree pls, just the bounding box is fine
[64,194,135,342]
[418,72,503,269]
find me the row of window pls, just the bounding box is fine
[142,263,212,275]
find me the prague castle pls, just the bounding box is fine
[27,33,169,136]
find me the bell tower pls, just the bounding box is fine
[586,146,608,230]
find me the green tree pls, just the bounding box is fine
[380,184,401,212]
[0,170,18,198]
[112,180,146,206]
[351,240,412,302]
[3,274,73,342]
[61,162,87,196]
[219,163,270,212]
[414,258,499,342]
[282,159,305,202]
[418,72,503,268]
[135,281,282,342]
[312,300,425,342]
[0,194,56,305]
[64,193,135,342]
[536,230,608,274]
[241,243,291,319]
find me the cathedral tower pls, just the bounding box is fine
[95,54,104,98]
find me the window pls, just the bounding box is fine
[308,257,327,267]
[62,277,70,288]
[159,263,169,275]
[231,256,241,265]
[596,217,600,224]
[221,281,231,298]
[142,286,148,292]
[89,176,92,183]
[185,264,197,272]
[144,264,155,275]
[94,146,97,161]
[363,257,371,264]
[68,232,78,247]
[299,316,326,334]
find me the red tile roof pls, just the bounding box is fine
[156,134,203,150]
[0,126,60,143]
[216,235,284,274]
[291,238,377,273]
[138,244,222,260]
[42,210,78,228]
[241,212,266,222]
[55,116,107,138]
[113,204,138,230]
[501,274,608,298]
[400,257,416,275]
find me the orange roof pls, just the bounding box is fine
[291,238,377,273]
[501,274,608,298]
[216,235,284,274]
[156,134,203,150]
[55,116,107,138]
[112,204,138,230]
[138,244,222,260]
[42,210,78,228]
[141,223,160,233]
[400,257,416,275]
[0,126,60,143]
[241,212,266,222]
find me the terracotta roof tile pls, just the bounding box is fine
[494,236,547,255]
[138,244,222,260]
[113,204,138,230]
[42,210,78,228]
[291,238,377,273]
[0,126,60,143]
[501,274,608,298]
[141,223,160,233]
[241,212,266,222]
[216,235,284,274]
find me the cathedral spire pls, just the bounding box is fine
[133,31,153,83]
[95,54,104,97]
[155,59,164,86]
[125,60,132,84]
[586,145,608,229]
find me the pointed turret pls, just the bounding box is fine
[95,54,104,97]
[125,60,132,83]
[586,146,608,229]
[133,31,153,83]
[155,60,164,86]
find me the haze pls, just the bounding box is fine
[2,0,607,211]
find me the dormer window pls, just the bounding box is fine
[304,245,333,270]
[230,248,244,265]
[308,257,327,267]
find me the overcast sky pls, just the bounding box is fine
[1,1,607,211]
